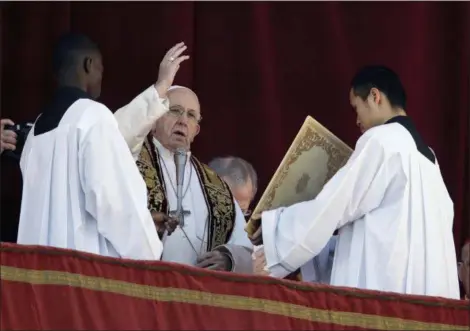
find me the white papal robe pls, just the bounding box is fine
[114,87,253,273]
[152,138,252,268]
[18,87,163,260]
[261,119,460,299]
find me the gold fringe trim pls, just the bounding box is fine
[1,266,467,330]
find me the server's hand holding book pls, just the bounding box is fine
[247,213,263,246]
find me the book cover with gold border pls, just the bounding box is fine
[245,116,353,236]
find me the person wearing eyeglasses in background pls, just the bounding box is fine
[208,156,258,219]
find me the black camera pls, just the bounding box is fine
[3,122,34,161]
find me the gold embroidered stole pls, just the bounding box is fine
[137,136,236,251]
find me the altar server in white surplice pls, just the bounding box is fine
[18,33,189,260]
[115,85,253,273]
[250,66,460,299]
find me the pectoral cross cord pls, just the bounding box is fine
[160,157,192,225]
[160,157,209,258]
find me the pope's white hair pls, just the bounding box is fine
[167,85,199,103]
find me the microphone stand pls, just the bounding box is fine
[174,148,187,227]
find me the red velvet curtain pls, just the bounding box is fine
[1,2,469,249]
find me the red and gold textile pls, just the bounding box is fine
[1,243,468,330]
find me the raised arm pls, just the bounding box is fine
[114,85,169,159]
[114,42,190,159]
[80,105,163,260]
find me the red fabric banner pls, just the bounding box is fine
[1,243,468,330]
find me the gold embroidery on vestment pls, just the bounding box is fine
[137,136,235,250]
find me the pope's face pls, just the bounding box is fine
[153,88,201,151]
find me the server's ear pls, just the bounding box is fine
[369,87,381,105]
[83,57,92,74]
[366,88,382,110]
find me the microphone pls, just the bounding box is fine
[174,148,188,226]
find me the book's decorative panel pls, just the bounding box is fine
[245,116,353,235]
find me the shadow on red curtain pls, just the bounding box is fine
[1,2,469,248]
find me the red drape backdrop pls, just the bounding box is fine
[1,2,469,249]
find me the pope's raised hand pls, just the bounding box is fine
[155,42,190,98]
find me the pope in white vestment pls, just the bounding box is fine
[252,66,460,299]
[17,34,189,261]
[115,86,254,273]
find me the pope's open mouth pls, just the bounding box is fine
[173,130,187,138]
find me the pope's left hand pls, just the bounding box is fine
[196,250,232,271]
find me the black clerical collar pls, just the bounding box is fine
[55,86,91,99]
[385,115,435,164]
[34,86,92,136]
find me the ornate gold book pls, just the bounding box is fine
[245,116,353,236]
